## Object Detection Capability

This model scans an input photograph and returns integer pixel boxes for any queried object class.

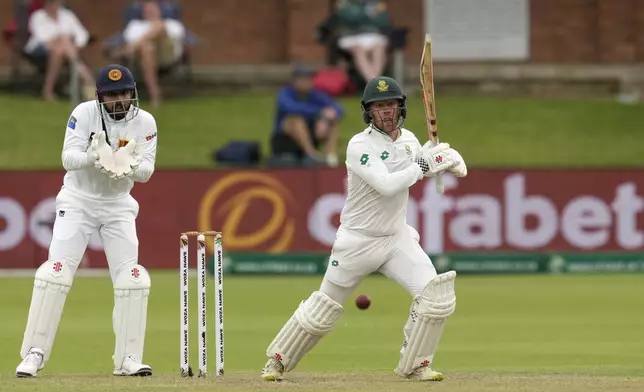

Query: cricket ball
[355,294,371,310]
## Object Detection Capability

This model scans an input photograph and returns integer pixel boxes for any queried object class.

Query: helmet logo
[108,69,122,81]
[376,80,389,92]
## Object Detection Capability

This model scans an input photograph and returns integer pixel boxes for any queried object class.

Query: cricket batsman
[261,76,467,381]
[15,64,158,378]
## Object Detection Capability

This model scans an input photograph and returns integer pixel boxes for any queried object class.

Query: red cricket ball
[355,294,371,310]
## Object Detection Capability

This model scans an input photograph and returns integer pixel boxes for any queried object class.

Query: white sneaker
[113,355,152,377]
[16,348,45,378]
[261,357,284,381]
[395,366,444,381]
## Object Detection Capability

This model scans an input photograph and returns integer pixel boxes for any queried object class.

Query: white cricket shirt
[61,100,158,200]
[339,127,424,236]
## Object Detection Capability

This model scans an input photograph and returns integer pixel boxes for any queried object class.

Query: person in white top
[115,0,186,107]
[260,76,467,382]
[26,0,95,101]
[15,64,157,378]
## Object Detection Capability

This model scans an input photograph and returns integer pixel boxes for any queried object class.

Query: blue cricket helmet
[96,64,139,122]
[96,64,136,93]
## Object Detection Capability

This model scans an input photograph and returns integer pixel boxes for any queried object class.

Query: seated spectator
[271,64,344,167]
[115,0,186,107]
[334,0,391,82]
[24,0,95,101]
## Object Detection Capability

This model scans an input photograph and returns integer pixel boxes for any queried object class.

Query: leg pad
[266,291,343,371]
[396,271,456,376]
[20,260,75,362]
[113,265,151,369]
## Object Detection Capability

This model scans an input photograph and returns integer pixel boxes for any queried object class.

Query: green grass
[0,93,642,169]
[1,273,643,391]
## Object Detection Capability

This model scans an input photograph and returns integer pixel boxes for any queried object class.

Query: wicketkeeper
[16,64,158,377]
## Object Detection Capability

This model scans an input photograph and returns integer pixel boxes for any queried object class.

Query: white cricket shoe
[261,357,284,381]
[395,366,444,381]
[15,348,45,378]
[113,355,152,377]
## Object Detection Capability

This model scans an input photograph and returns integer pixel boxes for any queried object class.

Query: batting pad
[113,265,151,369]
[21,260,74,362]
[266,291,343,371]
[396,271,456,376]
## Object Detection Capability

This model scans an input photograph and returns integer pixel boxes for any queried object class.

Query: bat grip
[430,137,445,194]
[435,173,444,194]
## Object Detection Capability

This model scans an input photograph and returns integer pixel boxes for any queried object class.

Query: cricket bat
[420,34,444,194]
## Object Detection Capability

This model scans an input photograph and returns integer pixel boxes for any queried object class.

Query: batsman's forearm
[62,150,92,171]
[132,162,154,183]
[370,165,423,197]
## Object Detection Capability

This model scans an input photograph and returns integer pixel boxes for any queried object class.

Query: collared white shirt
[340,127,424,236]
[61,101,158,200]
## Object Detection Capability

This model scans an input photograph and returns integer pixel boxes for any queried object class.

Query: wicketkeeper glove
[111,139,141,180]
[90,132,141,180]
[90,132,117,178]
[416,142,454,177]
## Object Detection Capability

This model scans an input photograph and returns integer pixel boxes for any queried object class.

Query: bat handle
[431,137,445,194]
[435,173,444,194]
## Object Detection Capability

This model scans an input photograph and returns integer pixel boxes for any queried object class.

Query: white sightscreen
[424,0,530,60]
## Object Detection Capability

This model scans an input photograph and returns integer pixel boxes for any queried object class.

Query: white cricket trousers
[50,186,140,281]
[320,224,437,304]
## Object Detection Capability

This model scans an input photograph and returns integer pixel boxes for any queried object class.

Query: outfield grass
[0,93,641,169]
[0,273,643,391]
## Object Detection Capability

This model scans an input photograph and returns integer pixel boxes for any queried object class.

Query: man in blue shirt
[271,64,344,166]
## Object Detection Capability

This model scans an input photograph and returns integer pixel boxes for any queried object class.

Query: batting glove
[416,142,454,177]
[448,147,467,177]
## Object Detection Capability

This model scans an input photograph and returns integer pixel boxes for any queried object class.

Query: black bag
[213,141,261,165]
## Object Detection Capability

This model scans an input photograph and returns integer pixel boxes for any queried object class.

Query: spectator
[271,65,343,167]
[334,0,391,82]
[25,0,95,101]
[116,0,186,107]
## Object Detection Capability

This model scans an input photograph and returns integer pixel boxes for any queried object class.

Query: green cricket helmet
[360,76,407,125]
